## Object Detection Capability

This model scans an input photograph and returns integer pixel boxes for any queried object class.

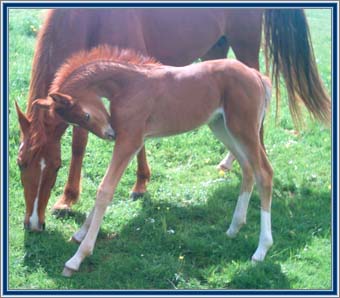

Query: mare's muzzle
[24,221,46,232]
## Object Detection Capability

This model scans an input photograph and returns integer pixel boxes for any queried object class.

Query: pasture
[7,9,332,290]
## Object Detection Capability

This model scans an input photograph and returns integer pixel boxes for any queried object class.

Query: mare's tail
[264,9,331,126]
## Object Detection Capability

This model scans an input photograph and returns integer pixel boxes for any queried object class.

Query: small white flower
[167,229,175,234]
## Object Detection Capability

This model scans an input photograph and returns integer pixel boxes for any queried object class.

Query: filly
[31,46,319,276]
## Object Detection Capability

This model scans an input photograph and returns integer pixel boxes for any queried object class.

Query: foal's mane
[50,45,161,93]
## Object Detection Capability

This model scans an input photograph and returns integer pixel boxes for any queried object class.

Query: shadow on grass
[22,181,331,290]
[52,209,87,224]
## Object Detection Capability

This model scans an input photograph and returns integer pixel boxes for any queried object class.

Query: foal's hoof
[62,266,75,277]
[226,229,237,238]
[130,192,146,201]
[69,236,82,244]
[217,163,232,172]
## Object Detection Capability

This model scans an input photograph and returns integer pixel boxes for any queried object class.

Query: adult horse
[16,8,330,231]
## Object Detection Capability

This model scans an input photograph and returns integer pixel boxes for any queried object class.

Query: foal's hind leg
[130,146,151,200]
[202,38,236,172]
[250,150,274,262]
[209,116,254,237]
[209,113,273,261]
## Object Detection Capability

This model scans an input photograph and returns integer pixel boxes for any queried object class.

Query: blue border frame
[1,1,338,297]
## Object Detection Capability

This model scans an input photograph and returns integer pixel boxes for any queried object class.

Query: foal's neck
[57,61,147,98]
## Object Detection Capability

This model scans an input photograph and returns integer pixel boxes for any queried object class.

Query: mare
[32,46,330,276]
[15,8,330,231]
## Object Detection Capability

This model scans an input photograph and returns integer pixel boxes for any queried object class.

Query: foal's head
[33,92,115,141]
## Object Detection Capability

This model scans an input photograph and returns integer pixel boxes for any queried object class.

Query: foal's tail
[260,75,272,112]
[264,9,331,126]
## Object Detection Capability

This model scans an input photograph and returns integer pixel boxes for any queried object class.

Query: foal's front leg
[62,137,143,277]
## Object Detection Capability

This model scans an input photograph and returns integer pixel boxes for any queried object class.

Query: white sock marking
[227,192,251,237]
[29,158,46,230]
[252,210,273,262]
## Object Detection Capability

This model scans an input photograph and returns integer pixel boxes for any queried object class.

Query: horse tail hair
[261,75,272,112]
[264,9,331,126]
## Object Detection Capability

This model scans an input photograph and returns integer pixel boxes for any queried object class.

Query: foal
[34,46,273,276]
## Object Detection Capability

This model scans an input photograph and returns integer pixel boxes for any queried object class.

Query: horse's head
[15,102,63,231]
[33,92,115,141]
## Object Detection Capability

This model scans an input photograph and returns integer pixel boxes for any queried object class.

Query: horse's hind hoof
[130,192,145,201]
[62,266,75,277]
[69,236,82,244]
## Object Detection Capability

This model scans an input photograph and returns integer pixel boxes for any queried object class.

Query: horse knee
[96,188,113,208]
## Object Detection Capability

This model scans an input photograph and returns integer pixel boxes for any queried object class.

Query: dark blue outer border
[1,1,338,297]
[332,2,339,296]
[2,1,338,8]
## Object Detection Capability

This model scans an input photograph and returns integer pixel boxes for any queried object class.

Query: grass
[6,8,332,291]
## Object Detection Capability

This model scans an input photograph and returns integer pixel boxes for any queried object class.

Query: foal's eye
[84,113,90,122]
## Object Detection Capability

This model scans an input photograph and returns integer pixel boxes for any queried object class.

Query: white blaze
[29,158,46,230]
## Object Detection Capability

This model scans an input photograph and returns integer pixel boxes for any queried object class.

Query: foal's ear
[49,92,74,109]
[32,98,54,110]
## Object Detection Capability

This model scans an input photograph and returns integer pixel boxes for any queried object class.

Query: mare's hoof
[62,266,75,277]
[130,192,146,201]
[52,208,75,218]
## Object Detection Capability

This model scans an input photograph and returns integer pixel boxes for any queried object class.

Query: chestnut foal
[33,46,328,276]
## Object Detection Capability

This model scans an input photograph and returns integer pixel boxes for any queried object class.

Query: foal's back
[144,59,267,138]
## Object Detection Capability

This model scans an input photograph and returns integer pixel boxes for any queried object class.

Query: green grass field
[7,9,332,290]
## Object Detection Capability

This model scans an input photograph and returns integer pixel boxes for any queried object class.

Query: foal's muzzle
[104,126,115,141]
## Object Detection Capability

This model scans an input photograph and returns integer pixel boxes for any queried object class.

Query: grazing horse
[32,45,330,276]
[15,8,330,232]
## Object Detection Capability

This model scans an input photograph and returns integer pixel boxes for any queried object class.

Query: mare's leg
[227,9,262,70]
[53,127,88,211]
[130,147,151,200]
[62,136,144,276]
[201,36,230,61]
[209,112,273,261]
